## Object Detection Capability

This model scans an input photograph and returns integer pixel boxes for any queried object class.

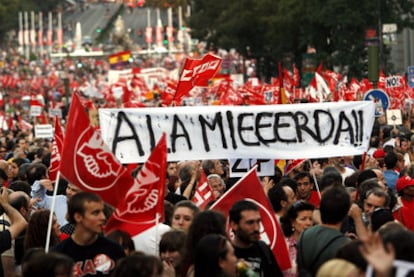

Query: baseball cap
[396,175,414,192]
[373,149,385,159]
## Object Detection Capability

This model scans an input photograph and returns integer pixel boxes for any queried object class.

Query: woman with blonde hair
[316,258,361,277]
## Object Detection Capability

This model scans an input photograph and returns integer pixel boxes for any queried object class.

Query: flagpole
[360,151,367,170]
[308,160,321,199]
[154,213,160,256]
[45,171,61,253]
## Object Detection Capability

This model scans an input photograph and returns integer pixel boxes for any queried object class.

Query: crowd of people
[1,43,414,277]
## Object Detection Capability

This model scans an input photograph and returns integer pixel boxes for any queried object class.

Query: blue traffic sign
[363,89,389,116]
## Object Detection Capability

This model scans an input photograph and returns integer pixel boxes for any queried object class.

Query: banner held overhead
[99,101,376,163]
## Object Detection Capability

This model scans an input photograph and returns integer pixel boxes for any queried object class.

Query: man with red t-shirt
[294,171,320,208]
[393,176,414,231]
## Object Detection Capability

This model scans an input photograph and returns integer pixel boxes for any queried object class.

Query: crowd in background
[1,48,414,276]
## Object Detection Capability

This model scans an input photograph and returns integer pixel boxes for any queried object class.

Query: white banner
[49,108,62,118]
[99,101,376,163]
[34,124,53,139]
[229,159,275,178]
[30,106,42,117]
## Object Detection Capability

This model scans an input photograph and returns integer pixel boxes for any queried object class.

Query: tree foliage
[146,0,191,9]
[189,0,414,80]
[0,0,58,42]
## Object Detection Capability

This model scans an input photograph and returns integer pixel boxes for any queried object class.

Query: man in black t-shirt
[53,192,125,277]
[229,200,282,277]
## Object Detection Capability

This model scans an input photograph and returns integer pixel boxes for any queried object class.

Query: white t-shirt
[132,223,171,255]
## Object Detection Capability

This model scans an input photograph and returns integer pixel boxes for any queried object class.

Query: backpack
[297,230,342,277]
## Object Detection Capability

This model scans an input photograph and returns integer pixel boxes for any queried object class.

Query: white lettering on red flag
[174,53,222,103]
[192,170,215,210]
[49,117,64,181]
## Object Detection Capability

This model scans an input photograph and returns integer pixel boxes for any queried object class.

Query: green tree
[0,0,58,45]
[0,0,20,39]
[189,0,414,81]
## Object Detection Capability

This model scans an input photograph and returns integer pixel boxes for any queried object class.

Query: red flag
[30,95,44,107]
[174,53,222,103]
[219,85,243,106]
[284,159,306,176]
[7,114,14,131]
[2,75,11,88]
[192,170,215,210]
[17,115,33,131]
[210,167,291,271]
[160,81,177,106]
[105,134,167,237]
[278,63,287,104]
[293,64,300,87]
[49,117,64,181]
[59,93,134,208]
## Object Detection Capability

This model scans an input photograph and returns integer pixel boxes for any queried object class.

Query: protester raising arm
[0,188,27,253]
[348,203,368,240]
[182,167,198,200]
[360,231,394,277]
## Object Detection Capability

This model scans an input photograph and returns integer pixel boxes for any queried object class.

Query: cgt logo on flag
[174,53,222,103]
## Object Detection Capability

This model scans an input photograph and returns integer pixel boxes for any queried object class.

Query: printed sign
[34,124,53,139]
[229,159,275,178]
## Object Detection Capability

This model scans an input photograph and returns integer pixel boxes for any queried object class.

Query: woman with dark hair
[8,157,29,183]
[111,252,163,277]
[106,229,135,256]
[159,229,186,276]
[22,251,74,277]
[181,210,227,277]
[23,209,61,252]
[194,234,237,277]
[280,200,315,277]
